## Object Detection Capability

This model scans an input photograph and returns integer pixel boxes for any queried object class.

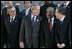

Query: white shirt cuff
[62,43,65,47]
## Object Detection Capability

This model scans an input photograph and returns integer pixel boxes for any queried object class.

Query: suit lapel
[7,16,11,24]
[27,15,32,29]
[28,8,31,15]
[14,16,18,23]
[66,2,71,8]
[44,19,49,32]
[34,15,41,28]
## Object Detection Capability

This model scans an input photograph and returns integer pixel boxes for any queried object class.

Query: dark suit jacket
[55,16,70,48]
[19,14,42,48]
[69,23,71,43]
[40,17,57,48]
[1,15,4,48]
[3,15,21,48]
[40,3,57,19]
[20,8,31,17]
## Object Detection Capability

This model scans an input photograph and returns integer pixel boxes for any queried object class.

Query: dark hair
[56,7,66,15]
[24,1,32,4]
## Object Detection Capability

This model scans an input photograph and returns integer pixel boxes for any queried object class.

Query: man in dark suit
[40,7,57,48]
[40,1,57,19]
[55,7,70,48]
[3,6,21,48]
[19,4,42,48]
[20,1,32,17]
[59,1,71,47]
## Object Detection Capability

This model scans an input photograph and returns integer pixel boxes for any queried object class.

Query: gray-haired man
[19,4,42,48]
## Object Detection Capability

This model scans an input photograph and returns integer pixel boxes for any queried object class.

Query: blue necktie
[60,21,62,24]
[32,16,35,28]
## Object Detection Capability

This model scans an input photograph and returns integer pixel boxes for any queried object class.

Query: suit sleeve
[60,20,70,45]
[69,23,71,43]
[19,16,25,42]
[55,20,59,43]
[39,20,45,47]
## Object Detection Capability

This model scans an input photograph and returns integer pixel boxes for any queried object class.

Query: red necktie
[49,19,52,32]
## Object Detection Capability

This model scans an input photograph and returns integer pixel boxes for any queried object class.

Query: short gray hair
[47,7,55,16]
[31,3,40,10]
[7,5,15,12]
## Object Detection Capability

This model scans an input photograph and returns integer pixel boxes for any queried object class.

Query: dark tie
[59,21,63,24]
[49,19,52,32]
[10,18,13,22]
[32,16,35,28]
[64,4,66,8]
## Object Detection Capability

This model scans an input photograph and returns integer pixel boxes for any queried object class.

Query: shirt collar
[5,5,8,7]
[60,15,65,22]
[48,16,54,22]
[64,1,70,7]
[10,16,16,20]
[31,14,36,21]
[25,7,31,10]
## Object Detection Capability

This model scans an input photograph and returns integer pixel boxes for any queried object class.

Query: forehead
[47,7,52,12]
[34,6,40,9]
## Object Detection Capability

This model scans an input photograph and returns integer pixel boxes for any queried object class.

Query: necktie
[64,4,66,8]
[49,19,52,32]
[10,18,13,22]
[32,16,35,28]
[59,21,62,24]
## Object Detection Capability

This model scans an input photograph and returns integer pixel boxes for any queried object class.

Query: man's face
[9,7,16,17]
[46,7,53,19]
[55,9,61,19]
[32,6,40,16]
[24,1,31,8]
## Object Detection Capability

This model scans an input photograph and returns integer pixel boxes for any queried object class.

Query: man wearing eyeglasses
[3,6,21,48]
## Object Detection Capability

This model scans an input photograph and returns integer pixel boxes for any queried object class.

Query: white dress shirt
[25,7,31,16]
[31,14,36,22]
[59,15,65,22]
[64,1,70,7]
[10,16,16,22]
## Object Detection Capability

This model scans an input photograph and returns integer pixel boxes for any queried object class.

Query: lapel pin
[15,20,17,22]
[37,19,39,22]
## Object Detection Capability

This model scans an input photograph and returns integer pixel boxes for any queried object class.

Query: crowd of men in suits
[1,1,71,48]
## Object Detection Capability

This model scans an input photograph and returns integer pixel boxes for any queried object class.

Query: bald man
[3,6,21,48]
